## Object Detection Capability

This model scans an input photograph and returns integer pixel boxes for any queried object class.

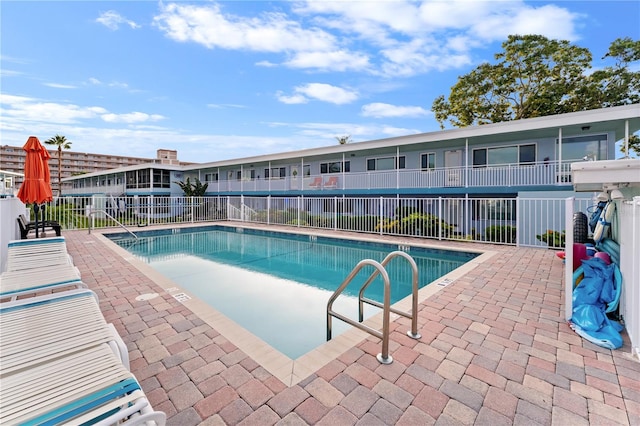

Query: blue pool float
[570,257,623,349]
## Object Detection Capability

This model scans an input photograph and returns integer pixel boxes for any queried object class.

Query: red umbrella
[16,136,53,237]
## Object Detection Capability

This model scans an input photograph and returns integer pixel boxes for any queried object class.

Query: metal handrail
[327,259,393,364]
[87,208,138,240]
[358,251,421,339]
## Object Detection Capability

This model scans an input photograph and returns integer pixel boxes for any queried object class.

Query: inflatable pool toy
[594,251,611,265]
[571,322,623,350]
[572,260,622,313]
[571,256,623,349]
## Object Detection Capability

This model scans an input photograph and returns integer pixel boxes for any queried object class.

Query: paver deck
[61,224,639,425]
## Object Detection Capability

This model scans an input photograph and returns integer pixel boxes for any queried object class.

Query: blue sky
[1,1,638,163]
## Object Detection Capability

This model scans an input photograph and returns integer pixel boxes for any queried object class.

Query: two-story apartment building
[63,105,639,200]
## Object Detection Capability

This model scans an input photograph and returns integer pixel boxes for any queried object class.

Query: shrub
[536,229,565,248]
[485,225,517,244]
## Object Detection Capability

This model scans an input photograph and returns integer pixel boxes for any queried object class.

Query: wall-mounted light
[581,126,591,131]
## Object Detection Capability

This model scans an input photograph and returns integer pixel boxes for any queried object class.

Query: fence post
[564,197,575,321]
[515,196,520,246]
[334,197,338,230]
[267,196,271,225]
[297,196,301,227]
[379,197,383,235]
[438,197,442,241]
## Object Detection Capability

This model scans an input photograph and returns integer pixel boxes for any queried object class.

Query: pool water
[109,226,477,358]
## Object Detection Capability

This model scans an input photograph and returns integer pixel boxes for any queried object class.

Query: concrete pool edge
[94,222,496,386]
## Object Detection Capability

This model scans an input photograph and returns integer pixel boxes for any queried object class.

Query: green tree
[621,134,640,157]
[44,134,72,196]
[432,35,639,129]
[175,177,208,196]
[565,37,640,112]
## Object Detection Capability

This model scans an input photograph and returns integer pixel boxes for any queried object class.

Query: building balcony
[62,160,576,196]
[206,160,574,194]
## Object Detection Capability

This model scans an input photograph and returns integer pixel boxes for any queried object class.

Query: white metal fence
[35,195,595,248]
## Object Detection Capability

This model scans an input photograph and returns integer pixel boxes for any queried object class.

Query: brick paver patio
[63,225,639,425]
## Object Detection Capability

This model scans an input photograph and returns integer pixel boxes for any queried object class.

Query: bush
[536,229,565,248]
[485,225,517,244]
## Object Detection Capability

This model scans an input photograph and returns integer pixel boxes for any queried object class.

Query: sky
[1,1,639,163]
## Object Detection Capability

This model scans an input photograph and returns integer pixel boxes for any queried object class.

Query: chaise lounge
[17,214,62,239]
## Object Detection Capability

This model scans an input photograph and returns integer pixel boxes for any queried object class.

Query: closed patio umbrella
[16,136,54,237]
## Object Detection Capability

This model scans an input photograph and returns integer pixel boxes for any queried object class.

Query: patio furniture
[4,236,73,272]
[0,344,166,425]
[0,288,164,425]
[0,265,83,302]
[308,177,322,188]
[0,289,129,372]
[323,176,338,189]
[17,213,61,239]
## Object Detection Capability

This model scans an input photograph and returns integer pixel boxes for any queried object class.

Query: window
[320,161,350,174]
[473,144,536,167]
[153,169,171,188]
[557,134,607,161]
[421,153,436,171]
[303,165,311,176]
[264,167,286,179]
[137,170,150,188]
[204,172,218,182]
[366,156,406,171]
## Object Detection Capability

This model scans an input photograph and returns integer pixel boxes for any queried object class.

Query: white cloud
[101,112,165,123]
[276,92,308,105]
[1,94,107,124]
[278,83,358,105]
[43,83,77,89]
[153,3,336,52]
[96,10,141,31]
[151,1,581,78]
[284,50,371,72]
[0,94,163,129]
[361,103,429,118]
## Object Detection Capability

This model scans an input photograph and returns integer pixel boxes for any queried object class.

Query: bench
[17,214,62,239]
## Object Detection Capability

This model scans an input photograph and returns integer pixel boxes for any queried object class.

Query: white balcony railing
[63,160,575,196]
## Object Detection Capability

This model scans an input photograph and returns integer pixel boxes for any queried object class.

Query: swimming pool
[108,225,478,359]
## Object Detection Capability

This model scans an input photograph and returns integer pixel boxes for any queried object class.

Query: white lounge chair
[0,343,166,425]
[0,289,129,372]
[4,236,74,272]
[0,264,84,302]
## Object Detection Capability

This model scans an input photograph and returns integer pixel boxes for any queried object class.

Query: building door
[444,150,463,186]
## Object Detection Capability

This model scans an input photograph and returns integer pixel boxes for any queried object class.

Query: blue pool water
[108,226,478,358]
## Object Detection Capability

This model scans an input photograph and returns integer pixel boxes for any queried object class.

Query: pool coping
[95,221,497,386]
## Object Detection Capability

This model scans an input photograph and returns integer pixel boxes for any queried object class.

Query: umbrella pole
[41,204,46,237]
[33,204,40,238]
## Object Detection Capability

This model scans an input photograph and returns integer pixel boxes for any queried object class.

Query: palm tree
[44,134,72,196]
[336,135,351,145]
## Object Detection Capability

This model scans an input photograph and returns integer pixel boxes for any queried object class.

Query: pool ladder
[326,251,421,364]
[87,208,138,240]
